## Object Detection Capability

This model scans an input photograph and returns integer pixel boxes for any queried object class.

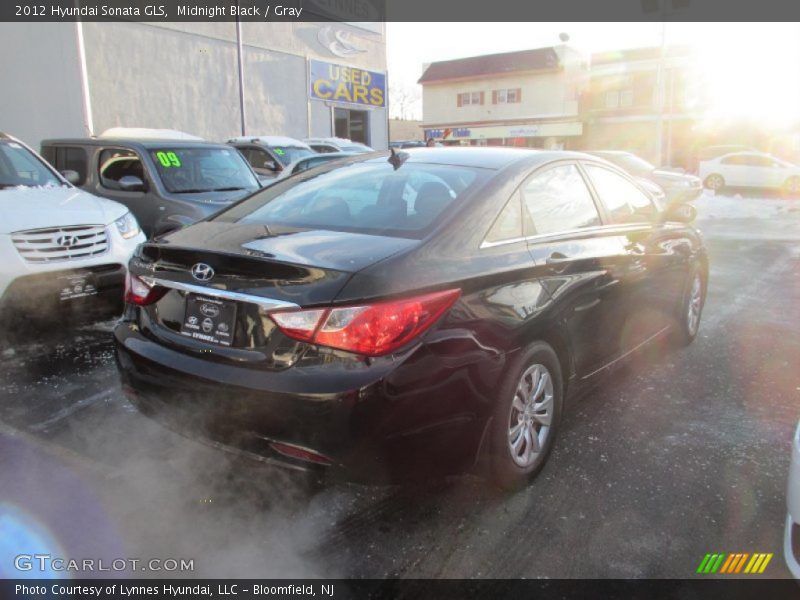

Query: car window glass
[244,148,275,171]
[583,164,655,224]
[485,195,523,243]
[99,149,145,190]
[55,147,88,185]
[220,162,485,239]
[0,141,61,188]
[270,146,314,166]
[521,164,601,235]
[150,147,259,193]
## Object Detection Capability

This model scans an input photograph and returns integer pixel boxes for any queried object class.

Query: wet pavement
[1,198,799,578]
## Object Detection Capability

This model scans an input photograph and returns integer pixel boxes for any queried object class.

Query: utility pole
[235,3,247,136]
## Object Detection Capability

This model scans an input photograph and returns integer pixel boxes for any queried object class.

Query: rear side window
[583,164,655,224]
[218,161,487,239]
[521,164,601,236]
[485,195,524,243]
[99,148,144,190]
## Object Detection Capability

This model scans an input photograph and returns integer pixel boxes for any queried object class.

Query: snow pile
[694,191,800,240]
[695,190,800,221]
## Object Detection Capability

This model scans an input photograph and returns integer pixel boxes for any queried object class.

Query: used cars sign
[309,59,386,107]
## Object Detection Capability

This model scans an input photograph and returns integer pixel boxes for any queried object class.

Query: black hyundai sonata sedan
[115,147,707,488]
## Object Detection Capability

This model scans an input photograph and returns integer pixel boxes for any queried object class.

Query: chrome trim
[142,277,300,312]
[480,223,651,250]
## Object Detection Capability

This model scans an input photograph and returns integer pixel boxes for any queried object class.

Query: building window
[494,88,521,104]
[457,91,483,107]
[605,90,620,108]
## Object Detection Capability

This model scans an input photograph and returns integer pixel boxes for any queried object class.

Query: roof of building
[591,45,691,66]
[418,47,561,84]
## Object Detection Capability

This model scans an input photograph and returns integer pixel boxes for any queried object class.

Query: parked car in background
[42,129,261,238]
[588,151,702,204]
[786,420,800,578]
[699,151,800,195]
[305,137,373,154]
[0,132,144,321]
[390,140,426,149]
[270,152,355,183]
[115,148,707,488]
[227,136,315,183]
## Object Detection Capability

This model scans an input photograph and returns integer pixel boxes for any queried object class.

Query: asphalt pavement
[1,195,799,578]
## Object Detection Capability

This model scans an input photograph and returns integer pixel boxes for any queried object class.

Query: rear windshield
[216,160,488,239]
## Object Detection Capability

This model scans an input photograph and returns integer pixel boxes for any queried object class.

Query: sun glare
[691,26,800,128]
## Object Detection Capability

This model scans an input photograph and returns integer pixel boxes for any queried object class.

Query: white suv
[0,133,145,319]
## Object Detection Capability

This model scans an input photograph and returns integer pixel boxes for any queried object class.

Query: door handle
[546,252,570,273]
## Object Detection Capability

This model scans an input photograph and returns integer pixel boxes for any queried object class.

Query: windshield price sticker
[156,151,182,168]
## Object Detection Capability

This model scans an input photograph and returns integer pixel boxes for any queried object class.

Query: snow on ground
[694,190,800,240]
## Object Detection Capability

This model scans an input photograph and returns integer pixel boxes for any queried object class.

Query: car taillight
[270,289,461,356]
[124,272,166,306]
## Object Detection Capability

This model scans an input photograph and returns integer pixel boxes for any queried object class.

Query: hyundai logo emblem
[55,234,79,248]
[191,263,215,282]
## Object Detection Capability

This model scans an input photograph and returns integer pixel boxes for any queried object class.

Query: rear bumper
[114,323,493,482]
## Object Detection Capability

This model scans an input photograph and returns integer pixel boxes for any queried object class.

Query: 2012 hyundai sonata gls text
[114,148,708,488]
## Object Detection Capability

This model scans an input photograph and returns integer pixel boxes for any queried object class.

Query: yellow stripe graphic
[758,554,773,573]
[744,554,759,573]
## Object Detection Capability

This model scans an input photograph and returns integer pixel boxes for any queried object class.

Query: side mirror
[662,202,696,224]
[118,175,146,192]
[60,170,80,185]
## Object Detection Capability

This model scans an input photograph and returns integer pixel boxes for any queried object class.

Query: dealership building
[0,20,388,150]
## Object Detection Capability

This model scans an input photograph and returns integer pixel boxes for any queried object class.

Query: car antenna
[388,147,409,171]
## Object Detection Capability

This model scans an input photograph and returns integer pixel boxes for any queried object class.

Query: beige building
[582,46,699,168]
[418,46,587,149]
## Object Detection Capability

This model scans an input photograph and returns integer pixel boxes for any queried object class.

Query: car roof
[42,137,232,150]
[588,150,633,156]
[361,147,598,170]
[99,127,204,141]
[715,151,776,160]
[300,151,355,160]
[228,135,311,148]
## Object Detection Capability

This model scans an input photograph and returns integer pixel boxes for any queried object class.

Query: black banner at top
[2,579,800,600]
[4,0,800,22]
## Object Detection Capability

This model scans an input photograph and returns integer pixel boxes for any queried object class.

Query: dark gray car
[588,151,702,204]
[42,137,261,237]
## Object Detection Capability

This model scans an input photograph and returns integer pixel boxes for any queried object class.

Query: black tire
[486,341,564,490]
[704,173,725,191]
[671,263,706,347]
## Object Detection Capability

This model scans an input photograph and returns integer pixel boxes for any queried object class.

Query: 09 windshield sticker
[155,151,182,168]
[274,148,286,156]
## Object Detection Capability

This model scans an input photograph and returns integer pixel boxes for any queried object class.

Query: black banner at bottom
[2,579,800,600]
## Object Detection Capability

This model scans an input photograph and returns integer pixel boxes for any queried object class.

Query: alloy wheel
[687,273,703,336]
[507,364,553,467]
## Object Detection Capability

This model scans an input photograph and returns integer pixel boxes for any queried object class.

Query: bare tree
[389,84,421,120]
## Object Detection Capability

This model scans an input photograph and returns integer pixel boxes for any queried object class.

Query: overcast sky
[386,22,800,124]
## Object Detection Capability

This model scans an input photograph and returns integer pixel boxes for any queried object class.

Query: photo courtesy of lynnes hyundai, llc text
[115,147,707,488]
